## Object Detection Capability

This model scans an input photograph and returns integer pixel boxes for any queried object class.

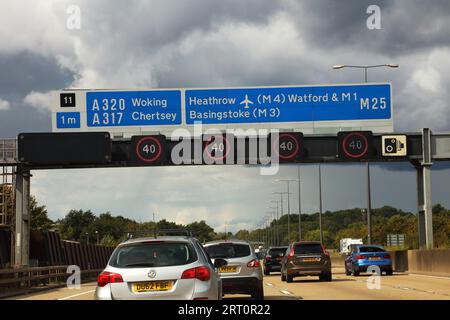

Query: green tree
[235,230,250,241]
[30,196,54,231]
[186,220,215,242]
[57,209,96,241]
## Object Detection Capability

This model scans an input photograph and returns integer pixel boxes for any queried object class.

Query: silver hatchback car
[95,236,225,300]
[203,240,264,299]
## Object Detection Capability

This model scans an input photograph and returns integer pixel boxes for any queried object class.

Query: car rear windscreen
[269,248,288,256]
[359,246,386,253]
[109,242,197,268]
[205,243,251,258]
[294,243,323,254]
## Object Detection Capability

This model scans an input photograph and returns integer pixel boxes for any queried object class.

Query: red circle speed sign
[341,132,369,159]
[204,135,230,161]
[272,133,300,160]
[135,136,163,163]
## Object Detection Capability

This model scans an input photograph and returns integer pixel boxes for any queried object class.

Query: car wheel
[286,274,293,283]
[251,282,264,300]
[353,267,360,276]
[345,265,351,276]
[281,270,286,281]
[322,272,332,282]
[386,270,393,276]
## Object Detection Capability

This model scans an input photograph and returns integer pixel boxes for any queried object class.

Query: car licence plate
[219,266,238,273]
[303,258,320,262]
[133,281,173,292]
[369,257,381,260]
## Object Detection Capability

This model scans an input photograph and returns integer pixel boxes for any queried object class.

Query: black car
[263,246,288,275]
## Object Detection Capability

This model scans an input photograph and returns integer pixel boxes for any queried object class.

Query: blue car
[344,245,393,276]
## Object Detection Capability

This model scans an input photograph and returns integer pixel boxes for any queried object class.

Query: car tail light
[322,245,330,256]
[97,271,123,287]
[181,266,211,281]
[287,246,295,259]
[356,255,365,260]
[247,259,260,268]
[383,254,390,259]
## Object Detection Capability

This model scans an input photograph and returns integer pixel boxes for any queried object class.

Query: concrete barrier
[330,254,345,267]
[389,250,408,272]
[406,249,450,276]
[333,249,449,275]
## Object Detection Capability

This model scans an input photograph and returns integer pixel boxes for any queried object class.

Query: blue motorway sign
[56,112,80,128]
[185,84,391,125]
[86,90,182,127]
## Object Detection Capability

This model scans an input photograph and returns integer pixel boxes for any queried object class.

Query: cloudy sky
[1,0,450,232]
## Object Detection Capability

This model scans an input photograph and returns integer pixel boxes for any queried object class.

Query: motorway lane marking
[280,290,293,295]
[408,273,450,280]
[264,280,302,299]
[334,275,450,298]
[58,289,95,300]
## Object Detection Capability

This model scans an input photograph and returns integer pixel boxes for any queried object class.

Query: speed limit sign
[337,131,373,160]
[203,134,233,164]
[270,132,303,162]
[130,135,166,165]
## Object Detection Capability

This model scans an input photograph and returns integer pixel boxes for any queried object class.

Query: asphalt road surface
[7,268,450,300]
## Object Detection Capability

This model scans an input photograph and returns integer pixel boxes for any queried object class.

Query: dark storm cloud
[288,0,450,56]
[0,51,73,101]
[80,0,282,55]
[0,51,74,137]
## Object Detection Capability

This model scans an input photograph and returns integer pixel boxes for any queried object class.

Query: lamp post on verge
[276,179,296,245]
[270,201,280,245]
[332,63,399,245]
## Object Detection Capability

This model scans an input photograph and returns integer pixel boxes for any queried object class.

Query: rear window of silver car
[294,243,323,254]
[109,242,197,268]
[205,243,251,258]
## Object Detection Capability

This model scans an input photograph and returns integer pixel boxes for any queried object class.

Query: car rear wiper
[124,263,155,267]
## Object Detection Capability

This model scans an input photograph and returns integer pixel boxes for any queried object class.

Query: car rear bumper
[221,277,262,294]
[264,263,281,271]
[356,263,393,272]
[286,266,331,276]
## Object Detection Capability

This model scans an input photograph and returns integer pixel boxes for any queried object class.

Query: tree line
[29,196,449,249]
[235,205,450,249]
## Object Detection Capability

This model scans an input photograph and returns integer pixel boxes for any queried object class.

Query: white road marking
[265,282,274,287]
[280,290,292,295]
[408,273,450,280]
[58,289,95,300]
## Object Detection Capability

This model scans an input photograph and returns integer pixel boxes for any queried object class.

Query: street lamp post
[318,164,323,244]
[332,63,399,245]
[269,205,280,246]
[270,201,280,245]
[273,191,287,244]
[297,166,302,241]
[277,179,297,245]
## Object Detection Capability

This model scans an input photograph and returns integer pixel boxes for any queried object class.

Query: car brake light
[383,254,390,259]
[97,271,123,287]
[287,247,295,259]
[181,266,211,281]
[356,255,365,260]
[247,259,260,268]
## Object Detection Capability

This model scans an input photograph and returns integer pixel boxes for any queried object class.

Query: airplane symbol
[240,94,254,109]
